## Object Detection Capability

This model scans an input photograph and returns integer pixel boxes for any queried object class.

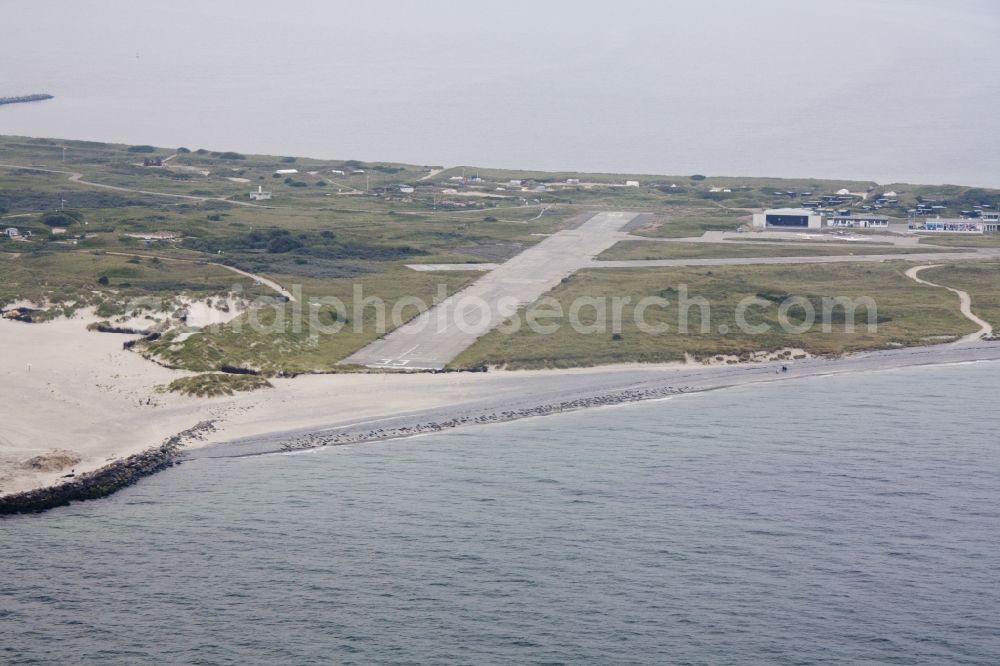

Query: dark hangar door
[766,214,809,227]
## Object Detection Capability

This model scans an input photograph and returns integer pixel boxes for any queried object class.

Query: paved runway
[345,211,1000,370]
[342,211,640,369]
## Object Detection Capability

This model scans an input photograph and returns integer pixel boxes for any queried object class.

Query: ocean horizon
[2,0,999,187]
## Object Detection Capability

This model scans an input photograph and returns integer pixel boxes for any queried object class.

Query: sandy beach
[3,313,1000,499]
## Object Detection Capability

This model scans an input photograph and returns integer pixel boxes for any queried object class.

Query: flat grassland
[3,134,1000,374]
[452,262,986,369]
[597,241,963,261]
[923,262,1000,328]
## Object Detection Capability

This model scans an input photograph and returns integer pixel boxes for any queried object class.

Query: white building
[249,185,272,201]
[274,169,298,175]
[330,169,346,175]
[826,214,889,229]
[4,227,19,238]
[752,208,823,229]
[399,185,415,194]
[919,218,983,234]
[625,180,640,187]
[981,211,1000,232]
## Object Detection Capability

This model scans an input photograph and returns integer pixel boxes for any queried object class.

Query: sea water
[3,362,999,665]
[1,0,999,186]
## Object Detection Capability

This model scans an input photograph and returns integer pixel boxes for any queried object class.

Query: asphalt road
[342,211,640,369]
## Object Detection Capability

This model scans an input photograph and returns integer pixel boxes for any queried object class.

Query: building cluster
[753,208,999,233]
[4,227,31,239]
[911,211,1000,234]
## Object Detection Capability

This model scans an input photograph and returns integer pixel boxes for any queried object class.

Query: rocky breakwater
[0,93,54,106]
[0,421,215,515]
[280,383,703,452]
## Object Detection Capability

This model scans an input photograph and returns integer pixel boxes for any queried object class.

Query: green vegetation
[0,251,254,320]
[159,373,273,397]
[3,134,999,374]
[452,262,980,369]
[134,270,478,374]
[918,235,1000,248]
[923,262,1000,329]
[597,241,966,261]
[41,210,83,227]
[629,211,749,238]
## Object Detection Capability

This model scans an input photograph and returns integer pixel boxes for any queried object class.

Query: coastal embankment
[193,341,1000,461]
[0,421,213,514]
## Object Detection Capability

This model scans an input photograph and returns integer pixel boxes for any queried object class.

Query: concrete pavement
[342,211,640,369]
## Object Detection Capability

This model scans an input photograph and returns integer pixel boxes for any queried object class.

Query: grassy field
[0,250,260,318]
[135,268,480,374]
[597,241,964,261]
[452,262,979,369]
[4,134,1000,374]
[918,235,1000,248]
[923,262,1000,330]
[628,210,751,238]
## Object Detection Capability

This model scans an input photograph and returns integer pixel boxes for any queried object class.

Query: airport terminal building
[826,214,890,229]
[918,218,985,234]
[752,208,823,229]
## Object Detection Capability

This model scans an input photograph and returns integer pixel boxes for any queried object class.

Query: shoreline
[191,341,1000,461]
[3,309,1000,514]
[5,341,1000,514]
[0,421,213,515]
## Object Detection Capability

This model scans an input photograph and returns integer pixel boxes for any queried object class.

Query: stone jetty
[0,420,215,515]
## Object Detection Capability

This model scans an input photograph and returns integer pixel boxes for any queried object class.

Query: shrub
[177,147,191,153]
[127,145,156,153]
[97,275,110,286]
[267,235,303,253]
[690,174,707,181]
[41,211,81,227]
[218,151,245,160]
[160,373,272,397]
